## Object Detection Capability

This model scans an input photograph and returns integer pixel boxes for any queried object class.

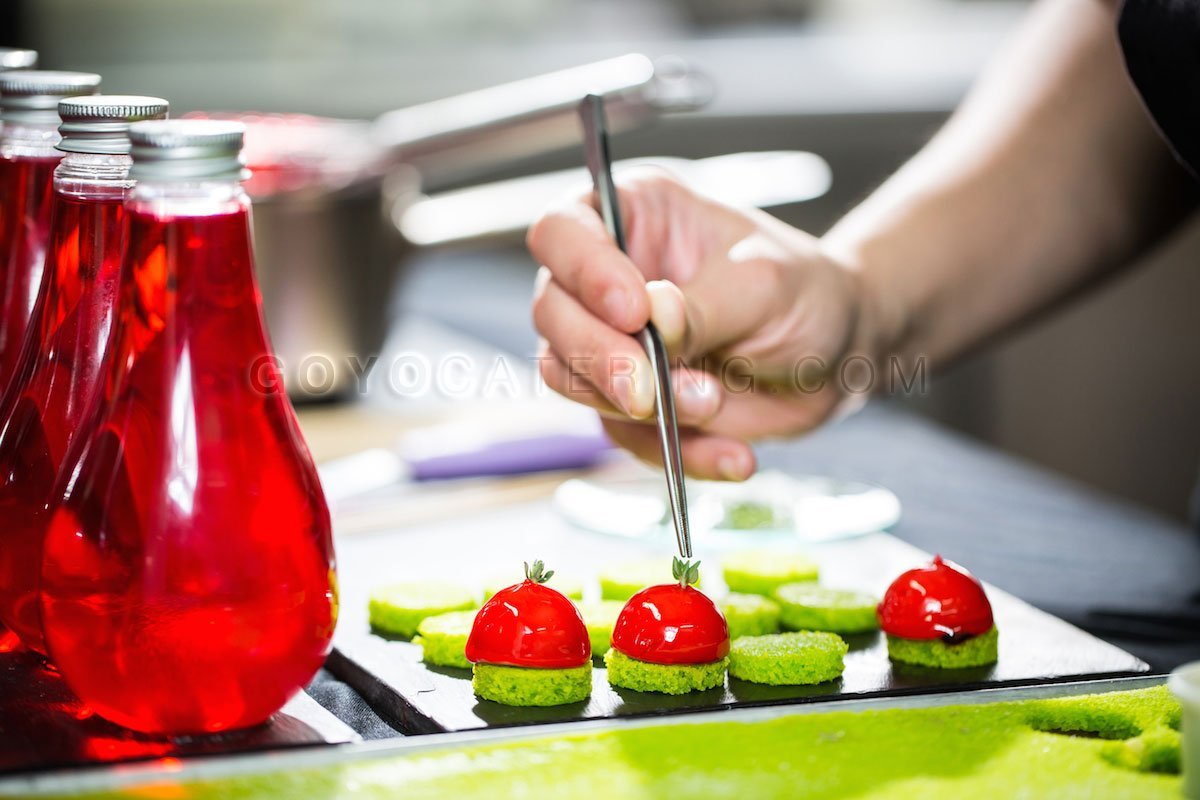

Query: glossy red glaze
[39,199,338,735]
[464,580,590,668]
[0,192,126,653]
[611,584,730,665]
[877,555,994,640]
[0,155,60,390]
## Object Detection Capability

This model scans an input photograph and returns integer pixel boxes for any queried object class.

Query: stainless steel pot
[234,54,712,401]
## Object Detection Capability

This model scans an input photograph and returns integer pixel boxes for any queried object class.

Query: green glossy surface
[720,593,781,638]
[368,582,479,639]
[775,584,879,634]
[722,551,819,596]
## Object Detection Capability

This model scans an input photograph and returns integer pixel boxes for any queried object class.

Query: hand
[528,170,874,480]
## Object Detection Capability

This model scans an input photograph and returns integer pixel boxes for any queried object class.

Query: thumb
[646,279,688,354]
[647,263,773,360]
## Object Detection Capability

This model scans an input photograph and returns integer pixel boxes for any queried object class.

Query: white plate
[553,469,901,548]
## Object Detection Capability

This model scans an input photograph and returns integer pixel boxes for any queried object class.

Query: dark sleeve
[1118,0,1200,178]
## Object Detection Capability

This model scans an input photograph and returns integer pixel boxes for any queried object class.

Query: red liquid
[0,155,61,391]
[0,192,126,653]
[464,580,591,668]
[611,585,729,665]
[877,555,994,641]
[40,202,337,735]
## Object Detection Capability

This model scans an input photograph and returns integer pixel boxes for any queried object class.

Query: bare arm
[826,0,1195,367]
[527,0,1195,479]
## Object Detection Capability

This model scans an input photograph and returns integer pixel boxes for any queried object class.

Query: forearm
[823,0,1194,367]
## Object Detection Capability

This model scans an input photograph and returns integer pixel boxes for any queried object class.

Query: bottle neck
[0,120,61,160]
[127,179,249,218]
[54,152,134,201]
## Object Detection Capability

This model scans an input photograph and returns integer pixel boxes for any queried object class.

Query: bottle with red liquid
[0,70,101,391]
[0,47,38,651]
[40,120,338,735]
[0,96,169,654]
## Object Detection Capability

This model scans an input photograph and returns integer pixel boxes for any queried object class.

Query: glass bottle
[0,71,101,391]
[0,96,169,654]
[0,48,38,650]
[40,120,338,735]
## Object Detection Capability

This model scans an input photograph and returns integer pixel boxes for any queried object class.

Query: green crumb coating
[483,574,584,601]
[413,610,477,669]
[577,600,624,656]
[720,593,781,638]
[471,662,592,707]
[1101,728,1181,775]
[722,550,819,596]
[368,582,478,639]
[886,626,999,669]
[1025,680,1178,738]
[774,583,879,633]
[728,631,848,685]
[722,501,777,530]
[604,648,727,695]
[59,686,1183,799]
[599,559,701,601]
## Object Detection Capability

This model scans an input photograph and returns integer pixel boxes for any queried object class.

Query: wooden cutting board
[327,501,1148,734]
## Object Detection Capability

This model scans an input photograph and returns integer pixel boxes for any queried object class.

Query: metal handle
[371,54,712,185]
[580,93,693,560]
[395,151,833,247]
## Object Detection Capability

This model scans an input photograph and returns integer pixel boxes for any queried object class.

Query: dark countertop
[754,403,1200,670]
[307,399,1200,740]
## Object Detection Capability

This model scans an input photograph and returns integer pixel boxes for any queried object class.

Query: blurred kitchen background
[5,0,1199,523]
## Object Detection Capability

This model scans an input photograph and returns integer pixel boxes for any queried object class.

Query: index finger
[526,195,650,335]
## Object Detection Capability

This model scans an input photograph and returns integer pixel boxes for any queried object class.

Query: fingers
[646,279,687,353]
[538,344,725,427]
[642,233,808,364]
[526,198,650,334]
[533,276,655,418]
[601,418,757,482]
[697,381,843,441]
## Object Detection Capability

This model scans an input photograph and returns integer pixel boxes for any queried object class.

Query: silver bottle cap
[0,70,101,125]
[0,49,37,71]
[129,120,246,182]
[57,95,170,155]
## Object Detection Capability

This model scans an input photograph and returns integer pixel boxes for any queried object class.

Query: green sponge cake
[413,610,477,669]
[577,600,624,657]
[722,550,818,596]
[775,584,879,634]
[719,593,781,638]
[600,560,701,601]
[484,573,584,601]
[368,582,478,639]
[605,649,727,695]
[472,663,592,706]
[728,631,848,685]
[887,626,999,669]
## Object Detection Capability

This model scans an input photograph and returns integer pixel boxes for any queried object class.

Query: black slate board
[328,512,1148,735]
[0,646,359,775]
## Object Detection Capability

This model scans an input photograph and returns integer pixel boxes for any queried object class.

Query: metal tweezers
[578,93,693,559]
